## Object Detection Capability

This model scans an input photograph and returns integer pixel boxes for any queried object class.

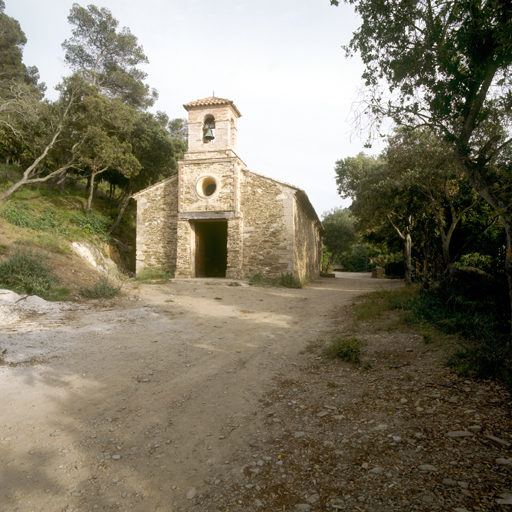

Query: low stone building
[133,97,323,280]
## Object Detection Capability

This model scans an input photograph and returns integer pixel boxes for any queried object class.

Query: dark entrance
[194,220,228,278]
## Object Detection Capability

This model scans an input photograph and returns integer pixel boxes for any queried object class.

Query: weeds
[322,334,363,363]
[0,249,59,298]
[280,272,303,289]
[80,276,121,298]
[135,267,173,283]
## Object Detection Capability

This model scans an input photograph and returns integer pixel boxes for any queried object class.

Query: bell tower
[176,96,245,279]
[184,96,242,153]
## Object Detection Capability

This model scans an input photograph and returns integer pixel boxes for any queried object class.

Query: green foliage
[355,282,511,387]
[322,334,362,363]
[1,202,68,233]
[0,249,58,298]
[71,210,109,236]
[340,244,368,272]
[321,208,358,270]
[79,276,121,298]
[280,272,303,289]
[62,3,155,108]
[135,267,173,283]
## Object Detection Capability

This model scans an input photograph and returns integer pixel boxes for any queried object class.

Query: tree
[62,3,156,108]
[385,128,482,270]
[321,208,358,271]
[331,0,512,330]
[336,152,433,284]
[0,83,80,202]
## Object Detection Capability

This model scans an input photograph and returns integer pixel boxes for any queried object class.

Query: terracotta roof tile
[183,97,242,117]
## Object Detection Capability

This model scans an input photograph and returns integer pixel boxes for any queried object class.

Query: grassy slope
[0,169,136,296]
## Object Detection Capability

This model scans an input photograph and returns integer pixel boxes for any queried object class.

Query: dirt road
[0,274,401,512]
[1,274,511,512]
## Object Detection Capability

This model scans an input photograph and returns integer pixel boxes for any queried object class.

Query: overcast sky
[6,0,380,217]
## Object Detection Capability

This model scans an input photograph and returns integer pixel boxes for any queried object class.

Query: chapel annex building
[133,97,324,281]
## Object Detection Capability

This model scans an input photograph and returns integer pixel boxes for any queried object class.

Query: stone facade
[133,97,323,281]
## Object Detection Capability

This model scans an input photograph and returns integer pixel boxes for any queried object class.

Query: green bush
[280,272,303,288]
[0,249,58,298]
[322,334,363,363]
[80,276,121,298]
[249,272,263,285]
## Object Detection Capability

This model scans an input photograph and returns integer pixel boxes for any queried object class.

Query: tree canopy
[331,0,512,328]
[62,3,156,108]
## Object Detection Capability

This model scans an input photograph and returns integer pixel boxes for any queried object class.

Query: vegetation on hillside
[328,0,511,384]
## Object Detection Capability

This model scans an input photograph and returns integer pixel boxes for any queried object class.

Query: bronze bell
[204,128,214,141]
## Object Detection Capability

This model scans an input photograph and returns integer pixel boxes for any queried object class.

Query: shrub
[322,334,363,363]
[0,249,58,298]
[280,272,303,288]
[249,272,263,285]
[80,276,121,298]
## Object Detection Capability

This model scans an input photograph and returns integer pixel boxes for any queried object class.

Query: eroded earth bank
[0,275,511,512]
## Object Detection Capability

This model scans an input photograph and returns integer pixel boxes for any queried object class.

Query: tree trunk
[86,170,97,212]
[108,190,132,235]
[403,230,413,285]
[502,217,512,341]
[5,155,10,179]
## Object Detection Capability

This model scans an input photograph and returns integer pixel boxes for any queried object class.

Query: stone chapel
[132,96,324,280]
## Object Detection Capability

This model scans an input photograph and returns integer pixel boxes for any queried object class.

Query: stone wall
[293,196,322,281]
[133,176,179,274]
[179,155,239,214]
[175,220,193,278]
[240,170,294,279]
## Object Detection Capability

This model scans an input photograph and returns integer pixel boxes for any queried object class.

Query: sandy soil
[0,275,510,512]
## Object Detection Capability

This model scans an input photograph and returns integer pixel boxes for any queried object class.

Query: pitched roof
[183,97,242,118]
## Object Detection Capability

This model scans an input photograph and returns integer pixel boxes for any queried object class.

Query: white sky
[5,0,378,217]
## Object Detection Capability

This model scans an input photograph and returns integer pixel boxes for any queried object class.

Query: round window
[196,176,218,199]
[202,178,216,196]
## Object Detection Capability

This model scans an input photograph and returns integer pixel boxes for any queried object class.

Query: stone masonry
[133,97,323,281]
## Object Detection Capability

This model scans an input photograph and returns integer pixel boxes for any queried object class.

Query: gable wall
[293,196,322,281]
[179,156,239,213]
[134,178,179,274]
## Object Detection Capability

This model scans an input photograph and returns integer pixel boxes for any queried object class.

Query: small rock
[418,464,437,472]
[447,431,473,438]
[50,432,61,437]
[295,505,312,511]
[392,436,402,442]
[443,478,456,486]
[186,487,196,500]
[400,398,408,404]
[497,499,512,505]
[467,425,482,433]
[496,458,512,465]
[457,481,469,489]
[306,494,319,504]
[369,466,384,474]
[485,434,511,448]
[294,431,306,438]
[111,455,121,460]
[316,411,329,417]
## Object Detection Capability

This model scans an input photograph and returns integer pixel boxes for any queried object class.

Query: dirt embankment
[0,275,510,512]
